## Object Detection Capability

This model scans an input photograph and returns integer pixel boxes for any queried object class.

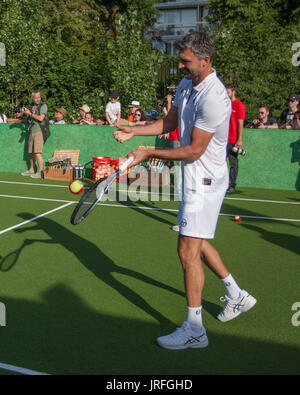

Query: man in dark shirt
[277,93,299,129]
[250,105,277,129]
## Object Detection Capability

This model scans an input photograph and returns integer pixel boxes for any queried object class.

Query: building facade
[151,0,210,55]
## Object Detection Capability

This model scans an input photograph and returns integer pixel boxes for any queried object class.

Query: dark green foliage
[0,0,163,120]
[207,0,300,120]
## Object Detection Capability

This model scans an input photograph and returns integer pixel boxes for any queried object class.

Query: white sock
[187,306,203,333]
[221,274,242,299]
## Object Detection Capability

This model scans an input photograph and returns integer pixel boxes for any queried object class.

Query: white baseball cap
[129,101,140,107]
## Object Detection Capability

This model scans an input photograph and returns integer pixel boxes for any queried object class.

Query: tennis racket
[70,156,134,225]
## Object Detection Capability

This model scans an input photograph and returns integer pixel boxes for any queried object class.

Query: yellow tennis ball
[69,180,84,195]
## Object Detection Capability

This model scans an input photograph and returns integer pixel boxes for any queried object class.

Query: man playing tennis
[114,32,256,350]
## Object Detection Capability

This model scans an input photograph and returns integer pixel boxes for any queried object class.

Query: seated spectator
[0,110,7,123]
[277,93,299,129]
[80,111,97,125]
[6,105,28,123]
[129,109,147,125]
[250,105,278,129]
[145,109,158,123]
[286,110,300,130]
[73,105,90,124]
[105,90,121,128]
[49,107,67,124]
[127,101,141,122]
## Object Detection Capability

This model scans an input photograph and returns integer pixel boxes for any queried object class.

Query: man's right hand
[114,126,135,143]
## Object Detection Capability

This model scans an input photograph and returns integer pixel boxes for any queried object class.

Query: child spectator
[80,112,97,125]
[105,90,121,128]
[73,105,90,124]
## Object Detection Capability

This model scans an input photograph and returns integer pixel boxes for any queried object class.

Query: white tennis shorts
[177,174,228,239]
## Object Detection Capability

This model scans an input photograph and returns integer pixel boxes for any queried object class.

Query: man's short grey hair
[32,90,41,97]
[175,32,216,63]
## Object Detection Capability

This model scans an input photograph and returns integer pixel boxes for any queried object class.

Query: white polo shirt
[173,71,231,201]
[105,101,121,123]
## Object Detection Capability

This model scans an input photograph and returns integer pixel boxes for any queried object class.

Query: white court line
[0,362,50,375]
[1,194,300,223]
[97,203,300,222]
[0,202,74,235]
[1,180,300,205]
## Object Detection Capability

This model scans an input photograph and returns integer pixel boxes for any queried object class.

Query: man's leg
[156,235,209,350]
[227,143,238,191]
[177,235,204,307]
[34,153,44,173]
[200,239,257,322]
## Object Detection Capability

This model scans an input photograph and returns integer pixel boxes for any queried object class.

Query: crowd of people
[0,90,160,127]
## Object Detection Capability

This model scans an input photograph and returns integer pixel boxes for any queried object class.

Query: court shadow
[113,190,178,227]
[13,212,186,328]
[0,286,299,375]
[240,222,300,256]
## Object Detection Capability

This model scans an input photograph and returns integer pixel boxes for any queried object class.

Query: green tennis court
[0,172,299,375]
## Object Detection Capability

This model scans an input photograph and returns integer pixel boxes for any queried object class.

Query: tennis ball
[69,180,84,195]
[234,215,241,222]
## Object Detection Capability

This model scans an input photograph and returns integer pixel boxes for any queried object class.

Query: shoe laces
[171,321,190,337]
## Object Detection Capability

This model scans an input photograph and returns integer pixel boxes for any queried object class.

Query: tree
[207,0,300,120]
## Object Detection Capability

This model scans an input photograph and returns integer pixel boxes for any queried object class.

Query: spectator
[277,93,299,129]
[72,105,90,124]
[250,105,278,129]
[6,105,29,123]
[20,90,49,179]
[105,90,121,128]
[286,110,300,130]
[225,84,246,194]
[80,112,97,125]
[49,107,67,124]
[127,101,141,122]
[129,109,147,125]
[145,109,158,123]
[0,110,7,123]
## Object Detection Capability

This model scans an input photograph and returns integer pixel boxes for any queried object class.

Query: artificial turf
[0,173,299,375]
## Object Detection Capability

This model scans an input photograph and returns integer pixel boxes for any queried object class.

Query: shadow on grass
[0,286,299,375]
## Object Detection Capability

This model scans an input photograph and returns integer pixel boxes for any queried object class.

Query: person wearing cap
[145,109,158,123]
[105,90,121,128]
[127,101,141,122]
[72,104,91,124]
[50,107,67,124]
[277,94,299,129]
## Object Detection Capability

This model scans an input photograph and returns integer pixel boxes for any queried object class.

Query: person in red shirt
[225,84,246,193]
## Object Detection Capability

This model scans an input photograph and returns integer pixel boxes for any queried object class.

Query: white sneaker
[172,225,179,232]
[157,321,209,350]
[217,290,257,322]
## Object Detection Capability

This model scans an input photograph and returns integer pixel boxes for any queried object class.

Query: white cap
[129,101,140,107]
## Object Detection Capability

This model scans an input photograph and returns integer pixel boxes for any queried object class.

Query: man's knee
[177,236,203,269]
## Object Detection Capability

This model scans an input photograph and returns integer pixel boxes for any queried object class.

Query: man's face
[178,48,208,82]
[289,99,299,110]
[33,93,41,105]
[226,88,234,100]
[258,107,269,120]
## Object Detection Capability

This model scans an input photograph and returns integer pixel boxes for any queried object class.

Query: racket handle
[119,156,134,173]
